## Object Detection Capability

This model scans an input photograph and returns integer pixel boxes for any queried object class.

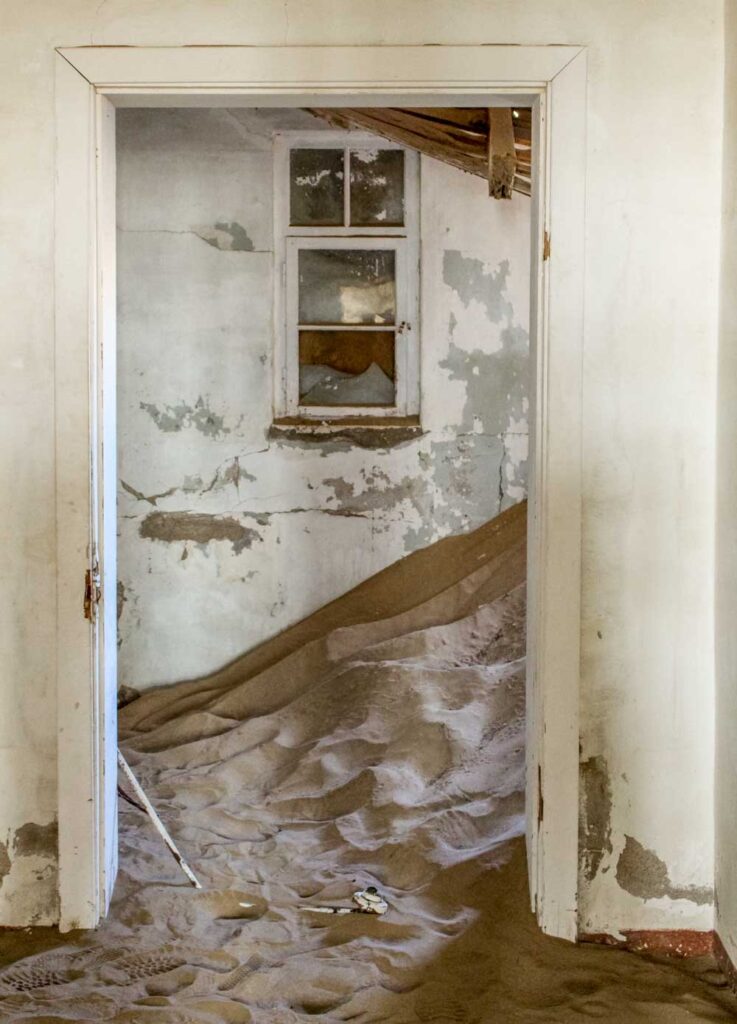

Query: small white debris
[299,886,389,916]
[352,887,388,915]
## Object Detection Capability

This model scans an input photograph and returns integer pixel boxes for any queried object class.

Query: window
[274,132,420,420]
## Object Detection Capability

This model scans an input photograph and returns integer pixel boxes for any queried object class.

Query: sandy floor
[0,504,735,1022]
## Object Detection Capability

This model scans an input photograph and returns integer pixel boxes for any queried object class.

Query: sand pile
[1,503,736,1022]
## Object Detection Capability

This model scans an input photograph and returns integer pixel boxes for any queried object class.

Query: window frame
[273,130,420,420]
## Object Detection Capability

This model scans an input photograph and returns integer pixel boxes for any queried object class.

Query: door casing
[54,43,586,939]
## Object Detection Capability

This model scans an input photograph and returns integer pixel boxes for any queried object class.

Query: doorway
[53,44,586,941]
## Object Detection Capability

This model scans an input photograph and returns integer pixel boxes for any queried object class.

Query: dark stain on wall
[13,820,58,860]
[0,841,10,890]
[580,755,613,883]
[616,835,713,905]
[195,221,255,252]
[139,511,261,554]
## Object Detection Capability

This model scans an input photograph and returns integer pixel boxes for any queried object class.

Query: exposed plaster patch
[501,421,529,506]
[120,479,177,507]
[442,250,513,324]
[139,511,261,555]
[439,340,527,437]
[580,756,613,884]
[13,820,58,860]
[407,435,507,550]
[0,841,10,889]
[616,835,713,905]
[440,252,528,440]
[194,221,255,252]
[322,472,430,522]
[140,397,230,438]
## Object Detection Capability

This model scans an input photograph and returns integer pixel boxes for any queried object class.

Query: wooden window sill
[269,415,423,449]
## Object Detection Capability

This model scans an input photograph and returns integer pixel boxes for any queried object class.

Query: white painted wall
[116,107,530,690]
[0,0,725,937]
[715,0,737,969]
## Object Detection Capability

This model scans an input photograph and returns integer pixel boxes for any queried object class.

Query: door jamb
[54,44,586,940]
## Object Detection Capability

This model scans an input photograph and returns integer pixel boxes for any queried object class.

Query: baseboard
[580,930,715,958]
[714,932,737,993]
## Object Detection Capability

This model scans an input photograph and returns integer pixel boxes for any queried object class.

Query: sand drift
[1,502,736,1022]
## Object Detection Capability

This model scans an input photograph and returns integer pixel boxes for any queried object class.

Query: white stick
[117,749,202,889]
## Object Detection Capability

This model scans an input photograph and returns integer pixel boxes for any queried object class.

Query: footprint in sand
[193,890,267,921]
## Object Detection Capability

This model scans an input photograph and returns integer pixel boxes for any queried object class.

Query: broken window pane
[299,329,396,406]
[350,149,405,226]
[290,149,344,226]
[298,249,396,325]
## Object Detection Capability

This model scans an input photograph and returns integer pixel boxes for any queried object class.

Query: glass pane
[299,330,395,407]
[350,149,404,226]
[298,249,396,325]
[290,149,344,226]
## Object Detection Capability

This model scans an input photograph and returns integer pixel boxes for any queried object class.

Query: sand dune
[0,502,735,1022]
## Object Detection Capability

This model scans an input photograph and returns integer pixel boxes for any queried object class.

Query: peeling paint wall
[0,820,59,926]
[116,108,531,690]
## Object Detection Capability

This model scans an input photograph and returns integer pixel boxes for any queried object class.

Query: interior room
[2,5,737,1022]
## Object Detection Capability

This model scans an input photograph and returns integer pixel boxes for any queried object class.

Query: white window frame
[273,130,420,420]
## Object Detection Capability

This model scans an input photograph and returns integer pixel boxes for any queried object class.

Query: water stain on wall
[13,821,58,860]
[194,221,255,252]
[0,842,10,890]
[616,835,713,905]
[580,755,613,883]
[140,511,261,555]
[140,397,230,438]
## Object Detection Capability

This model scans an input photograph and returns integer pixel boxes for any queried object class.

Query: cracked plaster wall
[116,108,531,692]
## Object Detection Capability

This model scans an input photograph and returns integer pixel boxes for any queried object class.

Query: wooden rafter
[488,108,517,200]
[308,107,532,197]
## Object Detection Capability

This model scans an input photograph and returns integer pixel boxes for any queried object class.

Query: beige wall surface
[716,0,737,970]
[0,0,724,935]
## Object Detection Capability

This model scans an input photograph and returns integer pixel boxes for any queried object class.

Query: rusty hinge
[84,563,101,622]
[543,231,551,262]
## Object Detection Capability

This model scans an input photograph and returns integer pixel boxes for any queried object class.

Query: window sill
[269,415,423,449]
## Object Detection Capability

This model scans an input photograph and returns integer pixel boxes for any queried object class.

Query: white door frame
[54,44,586,939]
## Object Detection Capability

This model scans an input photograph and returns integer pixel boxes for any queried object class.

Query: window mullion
[343,148,350,228]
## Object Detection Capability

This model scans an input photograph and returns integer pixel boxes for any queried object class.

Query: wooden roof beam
[487,108,517,200]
